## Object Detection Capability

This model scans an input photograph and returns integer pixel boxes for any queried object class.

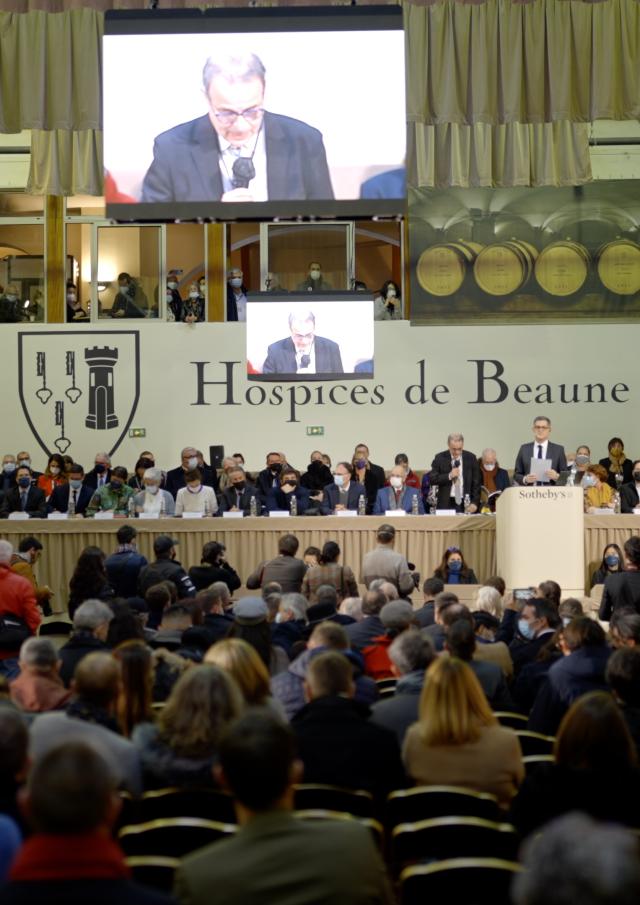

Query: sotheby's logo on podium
[18,331,140,458]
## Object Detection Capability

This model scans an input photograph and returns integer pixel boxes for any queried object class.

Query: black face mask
[285,481,298,489]
[270,463,282,475]
[233,481,246,492]
[634,472,640,482]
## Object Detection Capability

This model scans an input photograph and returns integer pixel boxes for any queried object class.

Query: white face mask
[187,457,198,469]
[5,294,16,302]
[168,281,178,290]
[483,463,496,471]
[49,466,61,475]
[275,612,283,624]
[187,483,201,493]
[166,292,173,303]
[230,277,243,288]
[146,485,159,495]
[386,288,396,299]
[18,459,30,469]
[119,285,129,295]
[189,290,199,299]
[310,270,321,280]
[67,293,77,302]
[389,475,403,489]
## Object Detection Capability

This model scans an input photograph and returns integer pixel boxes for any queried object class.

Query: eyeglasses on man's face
[211,106,264,126]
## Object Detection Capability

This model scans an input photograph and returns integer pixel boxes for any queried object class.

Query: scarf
[610,449,626,475]
[480,464,498,493]
[10,832,129,881]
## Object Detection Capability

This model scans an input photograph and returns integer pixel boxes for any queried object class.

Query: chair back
[387,785,501,826]
[118,817,237,858]
[392,816,518,869]
[400,857,522,905]
[493,711,528,729]
[294,783,374,818]
[515,730,555,757]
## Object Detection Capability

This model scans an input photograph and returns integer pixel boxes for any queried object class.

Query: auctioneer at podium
[496,486,585,597]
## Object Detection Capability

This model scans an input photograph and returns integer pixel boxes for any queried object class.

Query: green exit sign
[129,428,146,438]
[306,426,324,436]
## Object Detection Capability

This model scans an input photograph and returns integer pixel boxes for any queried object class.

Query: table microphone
[232,157,256,189]
[300,354,311,369]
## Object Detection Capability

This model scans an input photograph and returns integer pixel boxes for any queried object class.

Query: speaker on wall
[209,445,225,469]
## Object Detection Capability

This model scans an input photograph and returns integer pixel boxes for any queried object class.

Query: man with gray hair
[361,600,416,680]
[0,539,40,680]
[141,52,333,205]
[58,599,113,687]
[262,309,343,375]
[478,447,510,507]
[429,431,481,512]
[10,637,71,712]
[370,629,435,745]
[272,591,308,656]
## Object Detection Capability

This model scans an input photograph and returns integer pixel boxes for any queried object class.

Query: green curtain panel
[408,121,592,187]
[405,0,640,125]
[27,128,103,195]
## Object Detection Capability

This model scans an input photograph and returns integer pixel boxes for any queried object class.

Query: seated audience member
[132,665,243,790]
[610,610,640,649]
[478,448,510,510]
[304,585,355,636]
[205,638,285,717]
[86,465,135,516]
[196,583,234,645]
[67,545,114,618]
[165,446,218,498]
[174,711,394,905]
[393,453,421,489]
[422,591,461,651]
[104,524,148,599]
[230,597,288,676]
[344,588,387,651]
[0,708,28,829]
[59,599,113,687]
[529,617,611,735]
[271,592,308,655]
[302,546,321,567]
[583,463,615,512]
[300,452,333,497]
[137,536,196,600]
[369,579,400,602]
[113,640,154,737]
[65,652,122,733]
[373,464,424,515]
[339,596,364,622]
[9,536,53,616]
[362,600,416,680]
[132,466,175,516]
[83,452,112,492]
[0,454,17,495]
[217,457,238,492]
[433,545,478,584]
[47,462,92,516]
[402,657,524,808]
[600,536,640,620]
[266,467,312,514]
[246,534,308,595]
[301,540,358,605]
[175,468,218,517]
[149,604,192,652]
[620,458,640,512]
[414,577,444,628]
[511,626,562,715]
[474,585,503,620]
[106,604,146,649]
[188,541,241,593]
[510,691,640,838]
[513,813,640,905]
[484,574,506,596]
[0,465,47,519]
[445,619,513,711]
[2,742,173,905]
[219,466,262,515]
[144,581,173,631]
[471,613,515,680]
[374,279,402,320]
[509,597,561,676]
[36,453,66,500]
[370,630,435,746]
[536,579,562,607]
[362,523,415,596]
[599,435,634,489]
[10,637,71,712]
[0,542,41,679]
[272,621,377,720]
[292,650,406,801]
[607,647,640,755]
[127,456,154,492]
[590,542,623,589]
[351,451,381,515]
[320,461,366,515]
[558,597,583,625]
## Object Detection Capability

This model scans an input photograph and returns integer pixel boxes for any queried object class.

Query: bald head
[73,652,121,711]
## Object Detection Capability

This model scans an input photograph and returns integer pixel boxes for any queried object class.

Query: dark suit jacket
[620,482,640,513]
[514,442,567,485]
[373,486,425,515]
[165,464,219,498]
[599,571,640,620]
[266,485,313,514]
[256,467,283,499]
[320,481,368,514]
[0,486,47,518]
[84,468,112,491]
[262,336,343,375]
[47,483,93,516]
[429,449,481,509]
[219,483,263,514]
[141,112,334,203]
[599,456,634,489]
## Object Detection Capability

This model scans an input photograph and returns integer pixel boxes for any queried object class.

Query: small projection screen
[103,6,406,222]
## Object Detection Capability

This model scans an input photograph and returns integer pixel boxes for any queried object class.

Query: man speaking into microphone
[262,310,343,376]
[429,432,481,513]
[141,52,334,203]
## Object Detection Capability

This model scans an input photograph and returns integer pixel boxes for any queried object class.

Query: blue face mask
[17,476,31,488]
[448,560,462,573]
[518,618,536,641]
[582,474,597,488]
[605,554,620,568]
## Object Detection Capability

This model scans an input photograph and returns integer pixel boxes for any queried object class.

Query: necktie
[453,459,462,506]
[72,489,77,506]
[21,492,27,511]
[537,445,543,459]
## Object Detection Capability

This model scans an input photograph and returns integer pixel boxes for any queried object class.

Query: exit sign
[306,426,324,436]
[129,428,146,438]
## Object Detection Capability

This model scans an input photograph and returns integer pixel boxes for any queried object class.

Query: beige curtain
[28,128,103,195]
[409,120,592,187]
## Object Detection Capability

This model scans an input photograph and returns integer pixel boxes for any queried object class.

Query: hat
[306,601,337,626]
[233,596,268,625]
[154,535,178,555]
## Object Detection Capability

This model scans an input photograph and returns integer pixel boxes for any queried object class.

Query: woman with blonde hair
[402,657,523,807]
[205,638,277,711]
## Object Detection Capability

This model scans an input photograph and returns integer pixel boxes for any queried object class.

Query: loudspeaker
[209,445,225,469]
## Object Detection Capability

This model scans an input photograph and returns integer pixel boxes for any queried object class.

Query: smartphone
[513,588,534,601]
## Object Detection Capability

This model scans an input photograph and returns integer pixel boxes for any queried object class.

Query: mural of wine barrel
[473,240,537,296]
[596,238,640,295]
[416,240,482,296]
[534,240,590,296]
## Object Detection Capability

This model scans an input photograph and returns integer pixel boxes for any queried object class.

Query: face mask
[309,270,321,280]
[3,463,15,474]
[562,616,572,627]
[483,463,496,471]
[275,613,283,624]
[199,284,206,295]
[94,463,106,474]
[605,554,620,568]
[390,476,403,489]
[166,292,173,303]
[187,457,198,469]
[146,485,159,495]
[187,483,201,492]
[518,618,536,641]
[5,294,16,302]
[168,281,178,290]
[355,458,367,469]
[334,474,344,487]
[189,290,199,299]
[233,481,246,492]
[270,463,282,474]
[69,479,83,490]
[230,277,242,288]
[118,285,129,295]
[67,293,76,302]
[110,480,123,490]
[582,475,597,488]
[448,560,463,573]
[49,466,61,476]
[18,476,31,488]
[633,472,640,482]
[285,480,298,489]
[386,288,396,299]
[575,455,590,466]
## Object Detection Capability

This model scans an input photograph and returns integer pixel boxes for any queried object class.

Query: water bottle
[290,494,298,517]
[358,494,366,516]
[127,496,136,518]
[613,491,621,515]
[463,493,471,514]
[67,491,75,518]
[567,468,575,487]
[411,493,419,516]
[203,497,210,518]
[159,494,166,518]
[249,495,258,517]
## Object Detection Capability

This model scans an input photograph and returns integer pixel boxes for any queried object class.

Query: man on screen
[262,310,343,375]
[141,53,334,204]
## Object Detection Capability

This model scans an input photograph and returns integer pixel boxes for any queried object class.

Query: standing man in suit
[429,432,481,512]
[262,310,343,375]
[0,466,47,519]
[141,53,334,204]
[47,462,93,517]
[514,415,567,485]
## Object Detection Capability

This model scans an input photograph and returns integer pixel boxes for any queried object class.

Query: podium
[496,486,585,597]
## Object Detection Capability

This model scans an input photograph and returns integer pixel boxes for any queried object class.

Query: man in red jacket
[362,600,416,680]
[0,540,40,680]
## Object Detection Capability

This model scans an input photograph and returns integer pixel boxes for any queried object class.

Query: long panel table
[0,514,636,614]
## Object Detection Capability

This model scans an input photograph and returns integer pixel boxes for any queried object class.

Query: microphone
[300,355,311,369]
[231,157,256,189]
[453,459,460,469]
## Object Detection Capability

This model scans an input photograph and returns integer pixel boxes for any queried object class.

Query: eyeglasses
[212,106,264,126]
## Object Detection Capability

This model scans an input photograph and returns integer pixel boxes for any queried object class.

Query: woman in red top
[37,453,67,500]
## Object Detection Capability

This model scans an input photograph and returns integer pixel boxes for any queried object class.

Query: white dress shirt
[450,454,464,500]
